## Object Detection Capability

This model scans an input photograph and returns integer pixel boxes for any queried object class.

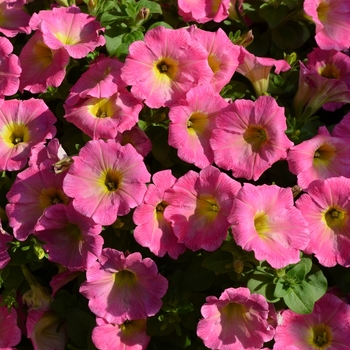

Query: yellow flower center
[54,32,79,46]
[114,269,137,287]
[153,57,179,84]
[119,319,146,335]
[66,223,83,242]
[254,211,270,239]
[208,53,221,74]
[323,205,348,230]
[221,302,246,321]
[313,143,335,167]
[318,64,340,79]
[0,122,30,147]
[317,1,330,22]
[211,0,222,16]
[195,195,220,222]
[39,187,70,210]
[243,125,269,152]
[187,112,209,136]
[100,169,123,192]
[89,98,116,119]
[307,323,333,349]
[33,40,54,68]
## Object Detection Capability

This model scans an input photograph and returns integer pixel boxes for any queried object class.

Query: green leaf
[67,308,95,348]
[285,257,312,282]
[283,280,315,314]
[274,279,290,298]
[139,0,162,14]
[148,21,173,30]
[305,266,328,301]
[259,4,289,28]
[180,261,215,292]
[201,250,234,274]
[247,270,280,303]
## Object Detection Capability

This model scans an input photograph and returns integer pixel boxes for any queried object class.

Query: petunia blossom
[287,126,350,190]
[79,248,168,324]
[303,0,350,50]
[63,140,150,226]
[0,296,21,349]
[121,26,213,108]
[163,166,241,252]
[274,293,350,349]
[168,85,229,168]
[29,5,105,59]
[34,203,104,271]
[197,287,274,350]
[332,111,350,138]
[0,220,12,269]
[92,318,150,350]
[296,177,350,267]
[229,183,310,269]
[211,95,293,181]
[0,98,57,171]
[19,30,70,94]
[133,170,186,259]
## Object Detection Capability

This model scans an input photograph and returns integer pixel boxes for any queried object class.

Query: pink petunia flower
[35,203,103,271]
[6,161,70,241]
[197,287,274,350]
[163,166,241,252]
[0,98,57,171]
[79,248,168,324]
[236,47,290,96]
[211,95,293,181]
[287,126,350,190]
[65,54,126,107]
[19,30,70,94]
[304,0,350,50]
[0,37,21,97]
[274,293,350,349]
[0,0,31,37]
[29,6,105,59]
[0,296,21,349]
[188,27,240,92]
[133,170,186,259]
[92,318,150,350]
[121,26,213,108]
[229,183,310,269]
[0,220,12,269]
[64,91,142,140]
[332,111,350,138]
[63,140,150,226]
[178,0,230,23]
[27,309,68,350]
[168,85,229,169]
[296,177,350,267]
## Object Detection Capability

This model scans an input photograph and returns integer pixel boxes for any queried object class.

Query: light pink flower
[19,30,70,94]
[27,310,68,350]
[304,0,350,50]
[197,287,274,350]
[0,37,21,97]
[178,0,230,23]
[332,111,350,138]
[168,85,229,168]
[0,296,21,348]
[274,293,350,349]
[296,177,350,267]
[0,98,57,171]
[211,95,293,181]
[0,220,12,269]
[92,318,150,350]
[287,126,350,190]
[133,170,186,259]
[163,166,241,252]
[236,47,290,96]
[29,6,105,59]
[63,140,150,226]
[80,248,168,324]
[0,0,31,37]
[121,26,213,108]
[64,92,142,139]
[6,161,70,241]
[35,203,103,271]
[229,183,310,269]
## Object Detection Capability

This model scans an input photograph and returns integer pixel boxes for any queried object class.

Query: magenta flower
[0,98,57,171]
[168,85,229,168]
[0,296,21,349]
[211,95,293,181]
[35,203,103,271]
[64,92,142,140]
[178,0,230,23]
[29,6,105,59]
[296,177,350,267]
[6,162,70,241]
[0,37,21,97]
[63,140,150,226]
[80,248,168,324]
[332,111,350,138]
[163,166,241,252]
[274,293,350,349]
[287,126,350,190]
[0,0,31,37]
[133,170,186,259]
[229,183,310,269]
[19,30,70,94]
[197,287,274,350]
[304,0,350,50]
[121,26,213,108]
[92,318,150,350]
[0,220,12,269]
